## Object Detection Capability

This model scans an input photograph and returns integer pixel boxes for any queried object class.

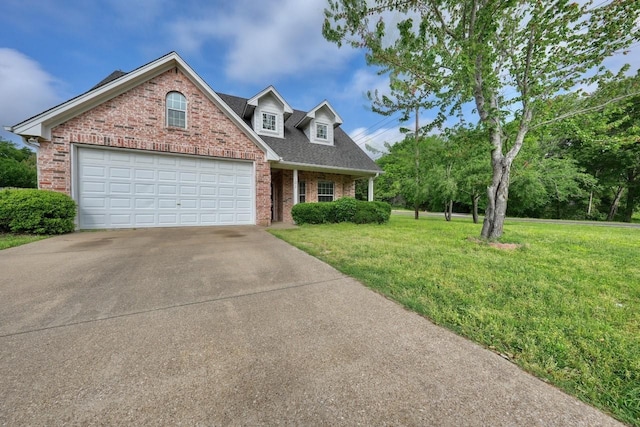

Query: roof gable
[7,52,279,161]
[244,86,293,120]
[295,100,344,129]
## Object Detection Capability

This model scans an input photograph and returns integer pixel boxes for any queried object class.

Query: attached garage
[76,147,255,229]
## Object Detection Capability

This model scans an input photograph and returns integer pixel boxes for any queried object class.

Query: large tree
[536,72,640,221]
[374,134,443,215]
[323,0,640,238]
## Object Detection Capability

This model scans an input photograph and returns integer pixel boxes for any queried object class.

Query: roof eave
[271,160,382,176]
[247,85,294,115]
[8,52,281,161]
[9,52,179,140]
[294,100,344,129]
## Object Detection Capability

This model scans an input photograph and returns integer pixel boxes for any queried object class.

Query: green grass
[0,233,49,250]
[270,215,640,426]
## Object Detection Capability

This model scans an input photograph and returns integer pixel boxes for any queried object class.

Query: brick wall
[40,68,271,226]
[277,170,356,223]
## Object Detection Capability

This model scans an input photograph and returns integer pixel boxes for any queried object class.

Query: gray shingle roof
[91,70,128,90]
[218,93,381,174]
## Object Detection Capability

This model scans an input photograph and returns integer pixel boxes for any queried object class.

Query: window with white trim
[262,112,277,132]
[166,92,186,128]
[318,180,334,202]
[316,123,328,140]
[299,181,306,203]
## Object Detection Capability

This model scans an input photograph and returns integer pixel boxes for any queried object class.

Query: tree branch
[532,91,640,129]
[428,0,458,39]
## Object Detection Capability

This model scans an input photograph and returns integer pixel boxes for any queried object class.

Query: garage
[76,147,254,229]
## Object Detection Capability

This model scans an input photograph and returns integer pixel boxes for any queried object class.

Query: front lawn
[0,233,48,250]
[270,215,640,426]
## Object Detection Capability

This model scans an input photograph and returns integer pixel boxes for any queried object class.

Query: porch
[270,169,375,223]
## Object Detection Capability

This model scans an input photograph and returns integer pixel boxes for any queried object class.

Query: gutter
[274,160,383,176]
[23,136,41,150]
[3,126,40,149]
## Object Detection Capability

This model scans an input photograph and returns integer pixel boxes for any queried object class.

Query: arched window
[166,92,186,128]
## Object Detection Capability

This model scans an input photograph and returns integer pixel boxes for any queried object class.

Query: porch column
[293,169,299,205]
[368,176,374,201]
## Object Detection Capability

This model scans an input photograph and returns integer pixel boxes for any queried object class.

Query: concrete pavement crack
[0,275,347,339]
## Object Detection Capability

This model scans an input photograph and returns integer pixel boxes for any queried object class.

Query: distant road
[392,210,640,229]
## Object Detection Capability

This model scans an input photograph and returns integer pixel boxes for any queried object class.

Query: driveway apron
[0,227,622,426]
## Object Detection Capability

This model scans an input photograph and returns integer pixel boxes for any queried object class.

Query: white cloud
[167,0,353,83]
[350,125,405,159]
[0,49,61,128]
[343,68,390,102]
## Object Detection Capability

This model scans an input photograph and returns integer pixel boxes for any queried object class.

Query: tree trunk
[623,174,638,223]
[444,200,453,221]
[481,159,511,239]
[472,194,479,224]
[607,186,624,221]
[413,106,420,221]
[587,170,598,217]
[473,72,530,240]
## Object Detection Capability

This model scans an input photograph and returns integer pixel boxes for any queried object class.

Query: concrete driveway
[0,227,621,426]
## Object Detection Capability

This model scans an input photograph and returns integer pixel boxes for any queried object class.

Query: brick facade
[274,169,356,223]
[40,68,272,226]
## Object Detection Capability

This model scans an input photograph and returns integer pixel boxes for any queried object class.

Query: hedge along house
[5,52,382,229]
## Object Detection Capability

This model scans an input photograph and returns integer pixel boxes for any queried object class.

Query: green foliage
[324,0,640,238]
[374,135,447,211]
[531,72,640,222]
[291,199,391,225]
[271,215,640,426]
[0,139,36,188]
[374,126,491,216]
[333,197,359,222]
[354,178,369,201]
[508,135,597,219]
[291,202,331,224]
[353,201,392,224]
[0,189,76,235]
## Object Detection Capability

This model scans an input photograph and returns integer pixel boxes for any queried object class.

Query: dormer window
[262,112,277,132]
[166,92,186,128]
[246,86,293,139]
[316,123,328,141]
[295,100,343,146]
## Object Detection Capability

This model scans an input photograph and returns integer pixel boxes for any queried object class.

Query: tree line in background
[324,0,640,238]
[358,72,640,223]
[0,139,37,189]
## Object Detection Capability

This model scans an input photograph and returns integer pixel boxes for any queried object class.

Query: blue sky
[1,0,639,157]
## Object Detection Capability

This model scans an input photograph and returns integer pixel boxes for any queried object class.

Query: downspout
[23,137,41,190]
[23,136,41,149]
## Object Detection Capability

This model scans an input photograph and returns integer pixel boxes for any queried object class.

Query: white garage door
[77,147,254,229]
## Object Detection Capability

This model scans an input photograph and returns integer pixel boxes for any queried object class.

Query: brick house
[6,52,381,228]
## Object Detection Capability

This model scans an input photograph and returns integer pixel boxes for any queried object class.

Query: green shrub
[291,198,391,225]
[353,200,392,224]
[370,200,392,220]
[333,197,358,222]
[0,189,76,234]
[291,202,327,224]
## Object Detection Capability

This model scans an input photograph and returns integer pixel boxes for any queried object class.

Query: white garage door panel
[78,147,254,229]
